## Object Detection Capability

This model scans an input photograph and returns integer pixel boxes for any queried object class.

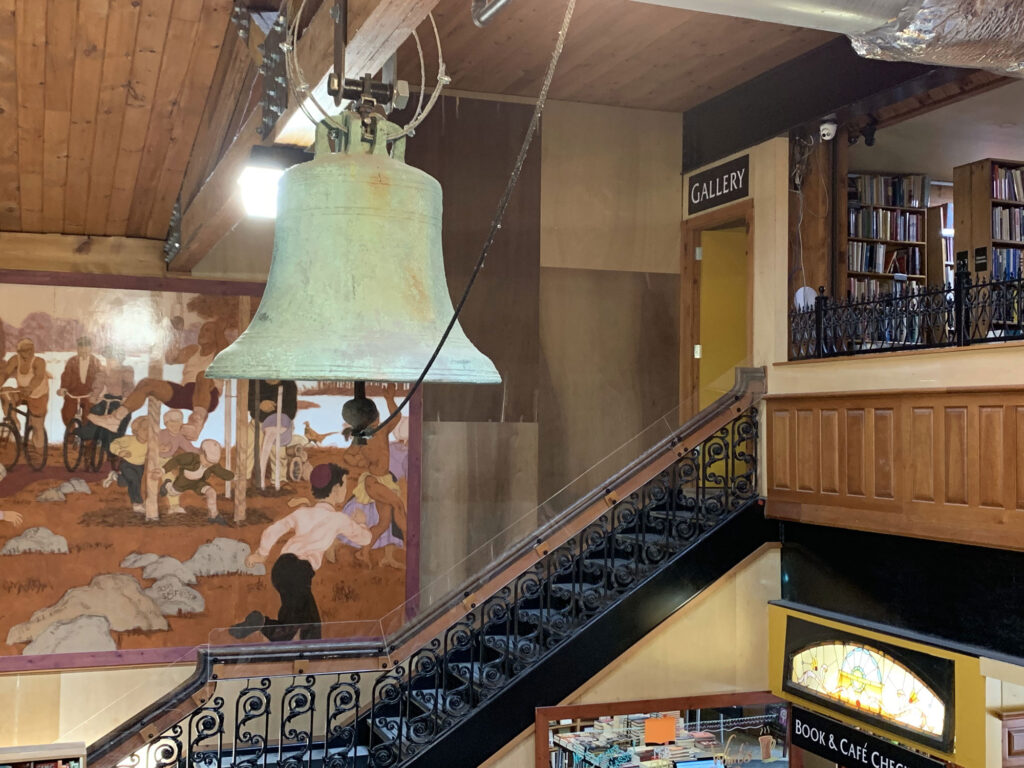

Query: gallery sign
[792,708,946,768]
[687,154,749,215]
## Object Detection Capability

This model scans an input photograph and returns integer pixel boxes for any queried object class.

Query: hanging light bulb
[206,110,500,387]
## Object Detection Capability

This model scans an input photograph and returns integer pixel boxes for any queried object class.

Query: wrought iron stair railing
[88,368,767,768]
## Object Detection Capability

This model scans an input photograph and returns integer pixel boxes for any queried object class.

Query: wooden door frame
[680,198,755,421]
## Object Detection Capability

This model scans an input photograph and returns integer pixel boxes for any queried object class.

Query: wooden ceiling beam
[169,0,441,273]
[0,232,167,276]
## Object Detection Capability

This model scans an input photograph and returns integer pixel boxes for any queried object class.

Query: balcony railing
[790,264,1024,360]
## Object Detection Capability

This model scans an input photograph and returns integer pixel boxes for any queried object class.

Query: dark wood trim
[0,268,265,295]
[680,199,754,422]
[534,692,784,768]
[682,37,967,171]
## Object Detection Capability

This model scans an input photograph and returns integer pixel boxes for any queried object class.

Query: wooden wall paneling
[766,388,1024,551]
[873,406,895,500]
[124,0,204,235]
[770,407,791,491]
[796,408,817,493]
[102,0,174,235]
[62,0,111,235]
[845,408,865,498]
[909,406,935,503]
[540,101,682,275]
[84,0,142,234]
[537,267,679,504]
[978,404,1005,509]
[820,407,839,495]
[143,0,233,239]
[1017,406,1024,511]
[40,0,75,233]
[15,0,47,232]
[0,0,19,230]
[944,405,968,506]
[419,422,539,609]
[400,96,541,424]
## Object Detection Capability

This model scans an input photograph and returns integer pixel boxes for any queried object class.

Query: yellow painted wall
[0,664,192,748]
[481,546,781,768]
[768,605,988,767]
[699,227,749,408]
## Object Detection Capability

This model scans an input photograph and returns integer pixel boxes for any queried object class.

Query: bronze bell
[206,111,500,385]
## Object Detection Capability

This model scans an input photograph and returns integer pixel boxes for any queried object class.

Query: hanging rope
[360,0,578,439]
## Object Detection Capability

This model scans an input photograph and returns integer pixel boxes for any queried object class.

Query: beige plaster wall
[0,663,192,748]
[481,547,781,768]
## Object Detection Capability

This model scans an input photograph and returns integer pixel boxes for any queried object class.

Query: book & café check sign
[791,708,948,768]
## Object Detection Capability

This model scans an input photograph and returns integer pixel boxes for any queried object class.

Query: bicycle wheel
[63,418,85,471]
[23,424,48,471]
[87,438,109,473]
[0,419,20,468]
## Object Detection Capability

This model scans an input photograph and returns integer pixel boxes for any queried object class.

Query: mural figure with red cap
[230,463,372,642]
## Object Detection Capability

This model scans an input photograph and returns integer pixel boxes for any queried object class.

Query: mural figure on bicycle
[0,283,418,666]
[1,338,50,466]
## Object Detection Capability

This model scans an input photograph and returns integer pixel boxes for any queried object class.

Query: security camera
[819,119,838,142]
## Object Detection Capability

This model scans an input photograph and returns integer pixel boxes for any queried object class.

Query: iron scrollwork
[790,267,1024,360]
[114,408,759,768]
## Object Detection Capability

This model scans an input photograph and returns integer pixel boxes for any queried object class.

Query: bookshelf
[0,743,85,768]
[844,172,930,299]
[953,158,1024,280]
[926,202,955,285]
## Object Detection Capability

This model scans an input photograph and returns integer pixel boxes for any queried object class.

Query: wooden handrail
[88,367,765,767]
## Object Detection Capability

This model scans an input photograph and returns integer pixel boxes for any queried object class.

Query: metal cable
[363,0,577,438]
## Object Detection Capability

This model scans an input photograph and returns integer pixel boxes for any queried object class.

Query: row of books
[848,173,930,208]
[992,248,1023,280]
[993,163,1024,202]
[849,209,924,242]
[847,243,923,275]
[993,204,1024,243]
[848,276,923,301]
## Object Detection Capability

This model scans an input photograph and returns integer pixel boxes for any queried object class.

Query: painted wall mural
[0,282,417,667]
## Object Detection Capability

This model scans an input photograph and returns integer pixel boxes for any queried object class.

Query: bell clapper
[342,381,377,445]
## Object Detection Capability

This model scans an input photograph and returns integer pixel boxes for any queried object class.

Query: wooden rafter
[0,231,166,275]
[168,0,442,273]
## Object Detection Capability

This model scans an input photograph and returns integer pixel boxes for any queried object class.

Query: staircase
[88,369,772,768]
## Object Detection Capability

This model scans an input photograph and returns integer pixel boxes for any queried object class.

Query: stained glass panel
[788,641,946,739]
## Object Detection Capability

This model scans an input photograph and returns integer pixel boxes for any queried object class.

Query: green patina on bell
[207,111,501,384]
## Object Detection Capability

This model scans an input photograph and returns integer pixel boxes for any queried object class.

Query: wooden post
[274,384,283,490]
[233,297,251,523]
[223,378,233,499]
[144,391,161,521]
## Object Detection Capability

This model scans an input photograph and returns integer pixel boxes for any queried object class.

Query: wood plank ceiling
[396,0,837,113]
[0,0,234,239]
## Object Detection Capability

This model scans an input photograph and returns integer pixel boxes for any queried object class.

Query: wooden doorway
[680,199,755,421]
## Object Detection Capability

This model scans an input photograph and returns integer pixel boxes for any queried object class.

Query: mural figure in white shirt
[229,463,371,642]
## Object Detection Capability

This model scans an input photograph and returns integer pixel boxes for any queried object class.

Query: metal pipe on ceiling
[629,0,1024,76]
[472,0,513,27]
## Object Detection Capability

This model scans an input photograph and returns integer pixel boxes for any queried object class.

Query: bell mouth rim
[205,364,501,385]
